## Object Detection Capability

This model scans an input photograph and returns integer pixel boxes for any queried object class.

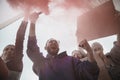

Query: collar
[47,51,67,59]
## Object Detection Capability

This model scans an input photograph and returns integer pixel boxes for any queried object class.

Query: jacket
[27,36,99,80]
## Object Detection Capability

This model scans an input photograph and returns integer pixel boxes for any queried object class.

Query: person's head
[1,44,15,61]
[44,38,59,56]
[91,42,103,54]
[72,50,86,59]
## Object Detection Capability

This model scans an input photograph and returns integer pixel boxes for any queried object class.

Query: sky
[0,0,117,80]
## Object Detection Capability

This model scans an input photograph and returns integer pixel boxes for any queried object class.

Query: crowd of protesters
[0,12,120,80]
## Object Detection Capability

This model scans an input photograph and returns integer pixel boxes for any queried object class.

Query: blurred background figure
[72,47,87,61]
[105,33,120,80]
[1,15,28,80]
[92,42,112,80]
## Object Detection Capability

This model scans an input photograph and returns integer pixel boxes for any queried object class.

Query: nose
[8,49,11,53]
[52,41,56,44]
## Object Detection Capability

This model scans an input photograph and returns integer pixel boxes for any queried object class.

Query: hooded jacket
[27,36,99,80]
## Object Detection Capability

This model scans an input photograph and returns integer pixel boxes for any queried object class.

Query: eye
[48,41,52,43]
[98,48,102,50]
[94,49,97,51]
[5,48,8,51]
[11,48,14,51]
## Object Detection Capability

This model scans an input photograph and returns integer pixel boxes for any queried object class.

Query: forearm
[16,20,28,38]
[29,12,41,37]
[29,23,36,37]
[87,48,95,62]
[27,12,44,63]
[15,20,28,52]
[27,36,44,63]
[27,23,39,59]
[101,55,111,66]
[94,54,105,68]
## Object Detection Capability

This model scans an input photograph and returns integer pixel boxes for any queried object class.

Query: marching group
[0,12,120,80]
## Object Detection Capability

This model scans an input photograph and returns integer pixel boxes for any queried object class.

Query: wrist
[31,21,36,24]
[30,20,37,24]
[23,16,29,22]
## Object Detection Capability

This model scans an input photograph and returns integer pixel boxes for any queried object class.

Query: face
[2,45,15,60]
[72,50,83,59]
[92,42,103,54]
[45,39,59,56]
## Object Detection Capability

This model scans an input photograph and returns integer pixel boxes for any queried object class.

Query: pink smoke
[7,0,93,15]
[7,0,50,15]
[51,0,92,9]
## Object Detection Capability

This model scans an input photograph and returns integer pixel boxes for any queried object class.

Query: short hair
[3,44,15,51]
[1,44,15,59]
[45,38,60,47]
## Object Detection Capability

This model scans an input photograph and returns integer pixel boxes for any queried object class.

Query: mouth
[51,46,57,50]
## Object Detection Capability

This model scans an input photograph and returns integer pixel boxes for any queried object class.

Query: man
[27,12,99,80]
[1,15,28,80]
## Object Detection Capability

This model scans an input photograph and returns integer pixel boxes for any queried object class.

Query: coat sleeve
[73,58,99,80]
[10,21,27,71]
[14,21,27,60]
[27,36,46,75]
[27,36,45,64]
